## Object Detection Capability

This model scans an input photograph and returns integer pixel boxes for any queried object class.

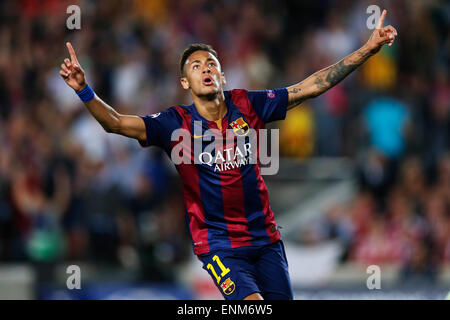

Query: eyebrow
[189,58,217,65]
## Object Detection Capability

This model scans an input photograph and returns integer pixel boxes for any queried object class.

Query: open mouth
[202,75,214,86]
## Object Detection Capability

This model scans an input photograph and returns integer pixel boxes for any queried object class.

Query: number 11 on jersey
[207,255,230,284]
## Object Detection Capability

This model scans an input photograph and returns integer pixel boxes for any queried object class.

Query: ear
[180,77,190,90]
[221,72,226,86]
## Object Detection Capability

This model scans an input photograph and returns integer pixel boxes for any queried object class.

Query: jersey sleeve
[139,107,182,150]
[245,88,289,123]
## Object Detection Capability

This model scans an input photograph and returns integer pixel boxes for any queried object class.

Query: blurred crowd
[299,154,449,286]
[0,0,448,284]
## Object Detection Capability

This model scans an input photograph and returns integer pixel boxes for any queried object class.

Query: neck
[192,91,227,122]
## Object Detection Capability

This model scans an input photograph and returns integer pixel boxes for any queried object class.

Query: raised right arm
[59,42,146,142]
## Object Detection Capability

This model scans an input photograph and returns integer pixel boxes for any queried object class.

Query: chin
[198,86,221,99]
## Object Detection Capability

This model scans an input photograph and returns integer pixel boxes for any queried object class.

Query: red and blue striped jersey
[139,88,288,255]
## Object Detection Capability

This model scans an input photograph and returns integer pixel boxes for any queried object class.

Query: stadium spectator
[0,0,447,286]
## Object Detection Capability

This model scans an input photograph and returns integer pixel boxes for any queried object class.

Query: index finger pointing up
[376,9,387,29]
[66,42,79,64]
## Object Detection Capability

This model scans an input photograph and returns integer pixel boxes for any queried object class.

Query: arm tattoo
[288,88,301,94]
[324,60,359,87]
[314,75,327,90]
[287,87,304,109]
[311,47,371,94]
[287,45,373,109]
[357,50,372,59]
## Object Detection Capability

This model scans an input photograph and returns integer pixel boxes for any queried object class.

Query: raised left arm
[287,9,397,110]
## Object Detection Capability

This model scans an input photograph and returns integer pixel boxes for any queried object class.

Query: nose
[202,65,211,73]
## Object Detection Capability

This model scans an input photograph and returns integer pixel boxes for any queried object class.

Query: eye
[208,62,216,67]
[193,65,200,70]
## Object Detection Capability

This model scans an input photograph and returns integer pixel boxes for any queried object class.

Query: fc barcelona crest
[229,117,249,136]
[220,277,236,295]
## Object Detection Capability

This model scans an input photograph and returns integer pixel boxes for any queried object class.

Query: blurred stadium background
[0,0,449,299]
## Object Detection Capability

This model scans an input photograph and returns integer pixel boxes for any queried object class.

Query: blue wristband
[76,84,95,102]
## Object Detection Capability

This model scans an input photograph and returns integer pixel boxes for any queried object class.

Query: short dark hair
[179,43,218,76]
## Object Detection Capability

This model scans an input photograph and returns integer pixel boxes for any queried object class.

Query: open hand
[59,42,86,91]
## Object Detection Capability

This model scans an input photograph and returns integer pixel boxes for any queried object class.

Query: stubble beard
[197,85,222,101]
